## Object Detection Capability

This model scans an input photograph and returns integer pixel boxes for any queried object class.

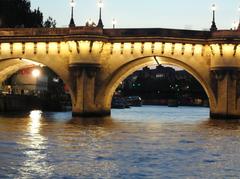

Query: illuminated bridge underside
[0,27,240,119]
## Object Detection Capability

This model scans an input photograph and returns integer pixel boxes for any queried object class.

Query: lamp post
[69,0,76,27]
[210,4,217,31]
[112,18,117,29]
[97,0,104,28]
[237,6,240,30]
[88,18,93,25]
[232,21,237,30]
[87,18,95,26]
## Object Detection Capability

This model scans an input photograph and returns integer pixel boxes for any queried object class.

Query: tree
[43,17,56,28]
[0,0,56,28]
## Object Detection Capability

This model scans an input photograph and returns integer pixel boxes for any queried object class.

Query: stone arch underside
[96,56,216,111]
[0,57,74,104]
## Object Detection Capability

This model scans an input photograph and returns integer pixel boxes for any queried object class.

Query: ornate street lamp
[69,0,76,27]
[97,0,104,28]
[232,21,238,30]
[112,18,117,29]
[210,4,217,32]
[88,18,93,25]
[237,6,240,30]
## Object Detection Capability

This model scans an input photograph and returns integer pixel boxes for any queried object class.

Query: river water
[0,106,240,178]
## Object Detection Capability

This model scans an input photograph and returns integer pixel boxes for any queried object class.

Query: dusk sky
[31,0,239,30]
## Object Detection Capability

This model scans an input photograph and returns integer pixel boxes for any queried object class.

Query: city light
[32,69,41,78]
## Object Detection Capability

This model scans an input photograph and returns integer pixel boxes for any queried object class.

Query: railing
[0,27,239,42]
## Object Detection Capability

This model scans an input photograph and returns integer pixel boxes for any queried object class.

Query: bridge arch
[96,55,216,112]
[0,57,74,105]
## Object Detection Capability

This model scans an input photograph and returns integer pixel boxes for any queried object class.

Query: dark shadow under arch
[97,55,216,111]
[0,57,74,106]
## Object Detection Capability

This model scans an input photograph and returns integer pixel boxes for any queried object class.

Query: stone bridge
[0,27,239,119]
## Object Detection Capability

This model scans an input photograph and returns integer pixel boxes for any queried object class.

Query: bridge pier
[210,67,240,119]
[69,63,110,117]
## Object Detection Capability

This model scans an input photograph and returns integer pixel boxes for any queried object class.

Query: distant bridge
[0,26,240,119]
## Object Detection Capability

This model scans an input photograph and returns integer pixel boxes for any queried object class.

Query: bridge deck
[0,27,239,44]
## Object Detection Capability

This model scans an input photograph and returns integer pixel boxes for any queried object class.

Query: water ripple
[0,106,239,178]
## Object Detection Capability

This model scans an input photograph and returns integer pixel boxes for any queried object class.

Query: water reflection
[29,110,42,134]
[1,107,240,178]
[53,116,121,177]
[69,116,117,127]
[17,110,52,178]
[200,119,240,130]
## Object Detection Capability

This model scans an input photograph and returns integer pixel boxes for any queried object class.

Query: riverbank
[142,99,209,107]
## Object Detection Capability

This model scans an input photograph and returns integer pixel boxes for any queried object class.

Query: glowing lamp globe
[98,0,103,8]
[70,0,75,7]
[32,69,41,78]
[212,4,216,11]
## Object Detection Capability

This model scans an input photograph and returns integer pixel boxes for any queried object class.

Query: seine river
[0,106,240,178]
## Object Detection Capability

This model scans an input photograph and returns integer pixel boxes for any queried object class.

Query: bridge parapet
[209,43,240,68]
[104,28,211,39]
[0,26,103,36]
[0,27,238,42]
[212,30,240,39]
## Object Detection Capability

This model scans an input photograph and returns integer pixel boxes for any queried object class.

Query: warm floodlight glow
[70,0,75,7]
[20,58,44,67]
[32,69,41,78]
[98,0,103,8]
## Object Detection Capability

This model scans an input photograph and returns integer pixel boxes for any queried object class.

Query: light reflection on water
[17,110,53,178]
[0,106,240,178]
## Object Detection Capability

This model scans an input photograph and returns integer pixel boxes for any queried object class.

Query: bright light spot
[29,110,42,134]
[212,4,216,11]
[232,21,238,30]
[32,69,41,78]
[88,18,93,25]
[70,0,75,7]
[53,78,59,83]
[29,110,42,120]
[112,18,117,25]
[98,0,104,8]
